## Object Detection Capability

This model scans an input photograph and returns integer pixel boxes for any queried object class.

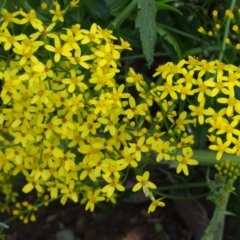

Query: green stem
[157,23,204,42]
[157,181,208,191]
[121,52,168,60]
[121,46,229,61]
[182,45,230,59]
[3,196,61,225]
[218,0,236,62]
[109,0,138,29]
[153,190,210,200]
[193,150,240,166]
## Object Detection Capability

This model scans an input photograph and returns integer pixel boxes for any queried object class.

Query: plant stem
[153,190,210,200]
[157,23,204,42]
[182,45,230,58]
[193,150,240,166]
[157,181,208,191]
[121,52,168,60]
[218,0,236,62]
[109,0,138,29]
[121,46,228,61]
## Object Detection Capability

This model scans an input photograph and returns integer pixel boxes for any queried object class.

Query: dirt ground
[2,168,239,240]
[2,194,238,240]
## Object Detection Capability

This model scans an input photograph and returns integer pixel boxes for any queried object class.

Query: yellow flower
[225,38,231,45]
[176,148,198,176]
[217,92,240,117]
[156,140,173,162]
[209,137,233,160]
[189,100,209,125]
[45,36,72,62]
[222,68,240,91]
[204,72,229,97]
[132,171,156,195]
[212,10,218,17]
[0,9,20,30]
[125,96,148,119]
[49,4,65,22]
[232,24,239,32]
[98,114,118,136]
[177,84,194,100]
[128,136,149,161]
[164,60,186,82]
[175,111,191,131]
[119,147,138,168]
[41,2,48,10]
[85,190,105,212]
[177,68,197,88]
[153,62,170,78]
[46,180,62,199]
[78,137,104,163]
[97,25,117,42]
[62,69,86,93]
[113,124,132,148]
[81,23,102,44]
[43,139,64,159]
[194,60,216,78]
[89,94,113,115]
[115,37,132,50]
[236,43,240,50]
[89,66,115,90]
[197,26,206,34]
[216,119,240,142]
[60,180,78,204]
[79,163,96,181]
[126,67,146,91]
[94,43,120,68]
[31,22,56,39]
[70,0,80,8]
[148,198,165,213]
[0,29,26,51]
[19,9,43,29]
[1,69,21,104]
[156,82,178,100]
[30,82,52,105]
[102,176,125,198]
[101,159,124,179]
[225,9,234,19]
[60,29,82,49]
[78,115,101,138]
[68,48,92,69]
[13,44,39,66]
[22,177,43,193]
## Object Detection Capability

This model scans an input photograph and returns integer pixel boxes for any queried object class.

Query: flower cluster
[0,4,168,216]
[153,57,240,161]
[1,2,240,220]
[198,8,240,48]
[208,160,240,205]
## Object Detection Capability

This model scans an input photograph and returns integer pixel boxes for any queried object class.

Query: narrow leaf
[156,24,181,60]
[136,0,157,67]
[155,2,182,15]
[0,0,6,20]
[83,0,109,19]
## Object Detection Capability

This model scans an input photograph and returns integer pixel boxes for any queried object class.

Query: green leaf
[155,2,182,15]
[136,0,157,67]
[104,0,129,15]
[82,0,109,19]
[156,23,181,60]
[0,0,7,19]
